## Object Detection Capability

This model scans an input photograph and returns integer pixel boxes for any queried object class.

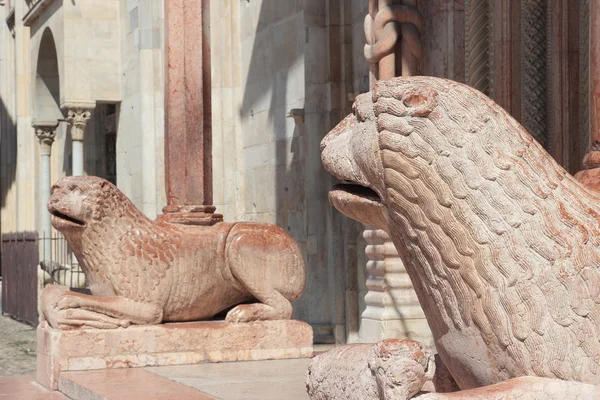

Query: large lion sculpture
[314,76,600,399]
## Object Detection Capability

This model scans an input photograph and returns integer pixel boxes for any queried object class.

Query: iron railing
[39,231,86,288]
[1,232,39,326]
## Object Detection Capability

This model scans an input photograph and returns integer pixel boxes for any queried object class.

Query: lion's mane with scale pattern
[362,76,600,388]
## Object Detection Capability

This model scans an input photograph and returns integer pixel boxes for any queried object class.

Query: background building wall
[118,0,165,218]
[419,0,590,173]
[0,1,18,233]
[62,0,121,103]
[14,0,36,233]
[210,0,365,344]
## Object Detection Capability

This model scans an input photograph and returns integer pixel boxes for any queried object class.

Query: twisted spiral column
[520,0,548,147]
[363,0,424,79]
[465,0,491,95]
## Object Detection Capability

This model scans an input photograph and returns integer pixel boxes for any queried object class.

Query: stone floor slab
[147,358,312,400]
[59,368,216,400]
[0,375,67,399]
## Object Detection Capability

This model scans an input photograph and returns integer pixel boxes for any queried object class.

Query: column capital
[32,120,59,155]
[61,102,95,142]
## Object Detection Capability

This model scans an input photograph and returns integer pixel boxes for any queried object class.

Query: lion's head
[48,176,141,237]
[321,77,439,232]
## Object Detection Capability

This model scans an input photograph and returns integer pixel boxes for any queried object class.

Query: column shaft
[63,103,94,177]
[72,141,84,177]
[40,152,51,261]
[575,2,600,189]
[588,0,600,164]
[33,120,58,263]
[163,0,221,225]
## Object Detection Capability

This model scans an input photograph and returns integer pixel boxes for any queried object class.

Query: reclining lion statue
[317,76,600,398]
[41,176,306,330]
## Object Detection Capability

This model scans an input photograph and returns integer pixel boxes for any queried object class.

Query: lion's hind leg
[224,231,293,323]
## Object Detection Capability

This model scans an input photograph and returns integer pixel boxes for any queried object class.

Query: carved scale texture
[75,180,179,307]
[520,0,548,147]
[367,77,600,387]
[465,0,490,95]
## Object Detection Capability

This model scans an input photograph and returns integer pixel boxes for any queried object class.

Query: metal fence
[1,232,39,326]
[1,231,87,326]
[39,231,87,289]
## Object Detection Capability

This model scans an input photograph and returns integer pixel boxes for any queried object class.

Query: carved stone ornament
[40,176,306,330]
[33,120,59,155]
[63,103,94,142]
[317,76,600,398]
[306,339,436,400]
[363,4,424,67]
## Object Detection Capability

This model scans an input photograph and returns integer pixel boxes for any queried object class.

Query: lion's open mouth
[328,183,387,229]
[50,210,85,227]
[331,183,381,203]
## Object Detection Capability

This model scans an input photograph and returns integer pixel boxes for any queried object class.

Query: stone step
[0,376,67,399]
[57,368,217,400]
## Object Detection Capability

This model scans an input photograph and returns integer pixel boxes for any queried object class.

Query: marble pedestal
[37,320,313,390]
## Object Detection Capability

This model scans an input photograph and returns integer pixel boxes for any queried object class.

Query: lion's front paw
[40,285,131,330]
[46,307,131,330]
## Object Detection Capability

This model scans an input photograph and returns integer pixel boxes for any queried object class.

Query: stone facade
[0,0,595,346]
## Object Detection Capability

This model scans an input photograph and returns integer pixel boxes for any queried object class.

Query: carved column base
[359,228,433,346]
[161,205,223,226]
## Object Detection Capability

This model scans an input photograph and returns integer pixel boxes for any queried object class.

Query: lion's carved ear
[402,87,437,117]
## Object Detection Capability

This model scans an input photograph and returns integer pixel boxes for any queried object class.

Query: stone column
[163,0,222,225]
[575,1,600,190]
[33,120,58,263]
[63,102,95,176]
[359,0,431,344]
[589,0,600,161]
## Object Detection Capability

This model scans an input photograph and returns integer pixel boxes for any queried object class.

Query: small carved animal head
[321,76,439,231]
[48,176,136,234]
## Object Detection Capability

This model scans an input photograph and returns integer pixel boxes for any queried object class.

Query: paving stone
[0,375,67,399]
[59,368,215,400]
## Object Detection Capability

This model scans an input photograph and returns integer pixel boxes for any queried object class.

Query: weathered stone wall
[0,1,18,233]
[10,0,36,233]
[61,0,120,103]
[28,5,68,224]
[117,0,165,218]
[211,0,364,343]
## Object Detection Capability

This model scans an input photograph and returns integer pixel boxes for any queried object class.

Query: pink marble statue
[41,176,306,330]
[316,76,600,399]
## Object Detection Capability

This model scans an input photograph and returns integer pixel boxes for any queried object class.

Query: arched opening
[35,28,61,121]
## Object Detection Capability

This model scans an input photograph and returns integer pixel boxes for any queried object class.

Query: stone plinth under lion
[36,176,312,390]
[314,76,600,399]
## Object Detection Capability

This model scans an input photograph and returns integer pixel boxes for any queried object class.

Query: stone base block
[37,320,313,390]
